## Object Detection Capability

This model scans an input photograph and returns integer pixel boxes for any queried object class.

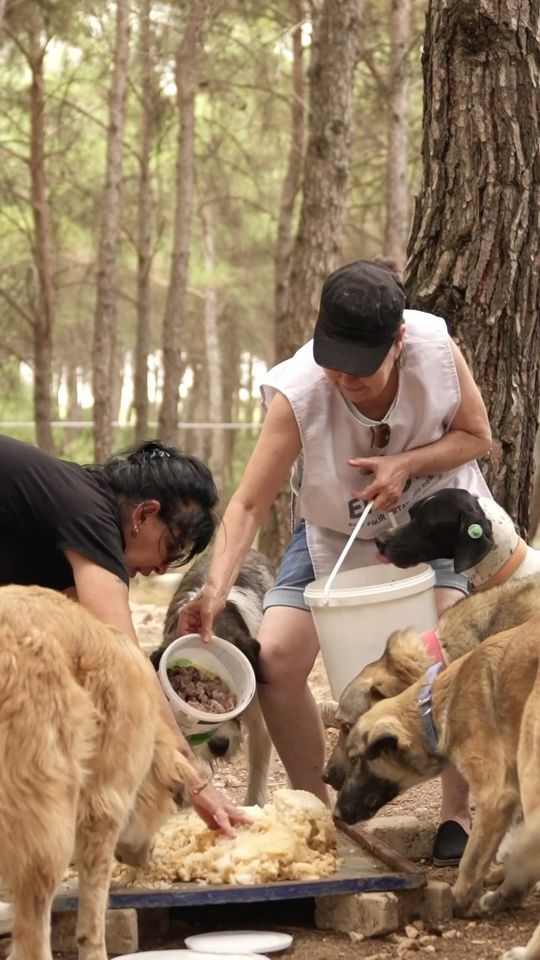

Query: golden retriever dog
[0,585,188,960]
[334,617,540,924]
[323,573,540,790]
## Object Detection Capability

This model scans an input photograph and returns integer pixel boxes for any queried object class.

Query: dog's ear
[407,494,432,519]
[370,676,406,700]
[149,647,164,671]
[454,507,494,573]
[365,733,399,760]
[363,717,411,761]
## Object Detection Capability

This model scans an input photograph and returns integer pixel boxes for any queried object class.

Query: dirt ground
[55,577,540,958]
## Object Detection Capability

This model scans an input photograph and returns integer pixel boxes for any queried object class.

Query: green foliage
[0,0,427,485]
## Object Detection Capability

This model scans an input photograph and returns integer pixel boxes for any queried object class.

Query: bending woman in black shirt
[0,433,248,834]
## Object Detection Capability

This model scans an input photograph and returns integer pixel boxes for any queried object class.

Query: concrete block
[315,891,399,937]
[363,815,436,861]
[51,908,138,954]
[421,881,454,924]
[396,880,453,927]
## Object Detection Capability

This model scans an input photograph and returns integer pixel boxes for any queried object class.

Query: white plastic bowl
[157,634,257,738]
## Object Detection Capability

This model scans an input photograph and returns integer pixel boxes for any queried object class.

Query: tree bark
[158,0,208,445]
[28,19,55,453]
[405,0,540,533]
[261,0,363,566]
[92,0,130,462]
[133,0,154,445]
[201,201,225,492]
[274,7,306,364]
[383,0,412,269]
[281,0,364,357]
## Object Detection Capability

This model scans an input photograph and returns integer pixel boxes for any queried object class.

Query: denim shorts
[263,520,470,612]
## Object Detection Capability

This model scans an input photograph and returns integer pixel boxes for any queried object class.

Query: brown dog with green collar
[334,616,540,918]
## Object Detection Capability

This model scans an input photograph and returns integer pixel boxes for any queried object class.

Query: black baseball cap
[313,260,406,376]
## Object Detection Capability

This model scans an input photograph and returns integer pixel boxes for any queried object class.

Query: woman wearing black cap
[0,433,249,835]
[179,259,493,863]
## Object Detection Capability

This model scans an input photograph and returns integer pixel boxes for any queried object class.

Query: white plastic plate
[117,952,270,960]
[116,949,269,960]
[185,931,293,954]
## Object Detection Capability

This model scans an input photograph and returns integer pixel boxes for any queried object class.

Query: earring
[132,524,140,536]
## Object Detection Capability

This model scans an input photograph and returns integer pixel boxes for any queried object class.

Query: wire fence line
[0,421,262,430]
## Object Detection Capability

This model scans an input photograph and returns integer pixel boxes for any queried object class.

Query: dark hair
[87,439,219,566]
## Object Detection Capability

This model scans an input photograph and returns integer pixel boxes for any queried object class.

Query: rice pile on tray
[111,788,338,887]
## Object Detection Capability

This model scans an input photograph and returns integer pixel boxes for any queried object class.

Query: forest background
[1,0,539,562]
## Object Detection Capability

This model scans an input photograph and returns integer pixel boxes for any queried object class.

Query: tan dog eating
[0,585,189,960]
[334,616,540,924]
[323,573,540,791]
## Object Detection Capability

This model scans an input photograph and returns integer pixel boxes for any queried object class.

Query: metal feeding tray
[52,821,425,912]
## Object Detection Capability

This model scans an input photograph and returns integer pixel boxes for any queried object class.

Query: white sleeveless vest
[260,310,491,578]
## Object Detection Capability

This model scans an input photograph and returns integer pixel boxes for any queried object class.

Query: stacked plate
[118,929,293,960]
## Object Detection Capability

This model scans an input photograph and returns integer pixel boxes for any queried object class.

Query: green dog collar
[467,523,483,540]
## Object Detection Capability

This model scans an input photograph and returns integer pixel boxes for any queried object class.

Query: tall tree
[27,11,55,452]
[1,3,58,452]
[273,6,306,363]
[201,200,225,491]
[158,0,208,445]
[262,0,364,563]
[383,0,412,268]
[406,0,540,532]
[92,0,130,461]
[133,0,155,444]
[280,0,364,358]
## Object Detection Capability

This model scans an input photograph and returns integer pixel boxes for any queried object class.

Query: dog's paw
[452,886,476,918]
[452,898,472,918]
[479,890,501,914]
[501,948,527,960]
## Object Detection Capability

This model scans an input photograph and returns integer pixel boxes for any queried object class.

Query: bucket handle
[322,504,399,602]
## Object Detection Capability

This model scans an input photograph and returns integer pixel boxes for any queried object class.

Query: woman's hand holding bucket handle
[177,584,226,642]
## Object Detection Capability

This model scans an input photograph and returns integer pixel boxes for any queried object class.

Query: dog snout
[208,735,231,757]
[336,770,399,825]
[114,839,152,868]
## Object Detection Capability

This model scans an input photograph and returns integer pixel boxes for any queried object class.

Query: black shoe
[432,820,469,866]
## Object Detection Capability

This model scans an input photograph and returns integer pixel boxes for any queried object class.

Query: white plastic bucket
[304,563,437,699]
[157,634,257,742]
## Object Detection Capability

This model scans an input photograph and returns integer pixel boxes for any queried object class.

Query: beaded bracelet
[190,777,211,797]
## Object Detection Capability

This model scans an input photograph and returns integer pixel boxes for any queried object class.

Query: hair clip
[147,447,170,460]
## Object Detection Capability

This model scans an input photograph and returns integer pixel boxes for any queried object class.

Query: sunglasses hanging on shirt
[370,422,391,450]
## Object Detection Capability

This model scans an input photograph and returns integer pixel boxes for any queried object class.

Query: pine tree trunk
[92,0,130,462]
[201,201,225,492]
[282,0,364,355]
[274,7,306,364]
[383,0,412,269]
[133,0,154,445]
[261,0,363,566]
[28,21,55,453]
[405,0,540,533]
[158,0,208,446]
